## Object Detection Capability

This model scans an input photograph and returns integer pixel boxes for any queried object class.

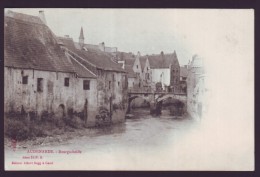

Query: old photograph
[4,8,254,170]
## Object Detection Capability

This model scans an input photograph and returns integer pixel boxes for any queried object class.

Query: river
[5,108,202,170]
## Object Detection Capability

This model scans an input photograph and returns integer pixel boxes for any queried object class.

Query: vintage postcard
[4,8,254,171]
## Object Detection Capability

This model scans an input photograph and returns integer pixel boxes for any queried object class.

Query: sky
[4,8,255,170]
[4,8,207,65]
[5,8,253,66]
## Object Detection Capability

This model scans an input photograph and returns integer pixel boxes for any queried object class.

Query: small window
[64,78,69,87]
[109,81,111,89]
[83,80,90,90]
[118,81,120,86]
[136,65,138,69]
[147,67,149,71]
[22,76,28,84]
[37,78,43,92]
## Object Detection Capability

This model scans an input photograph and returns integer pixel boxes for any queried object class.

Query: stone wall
[4,67,98,125]
[96,69,127,124]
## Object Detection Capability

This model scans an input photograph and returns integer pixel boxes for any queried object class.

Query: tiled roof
[139,56,147,71]
[125,65,136,78]
[147,51,179,69]
[57,36,76,50]
[72,49,125,72]
[61,41,125,72]
[5,10,44,25]
[180,66,188,77]
[70,57,96,78]
[4,11,75,73]
[118,52,135,65]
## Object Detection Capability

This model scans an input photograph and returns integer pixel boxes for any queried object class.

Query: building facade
[58,27,128,125]
[4,10,98,126]
[186,55,208,120]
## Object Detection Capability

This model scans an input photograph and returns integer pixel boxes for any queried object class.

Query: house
[132,52,143,89]
[57,27,128,124]
[186,54,208,120]
[4,10,98,126]
[145,51,180,92]
[180,65,188,93]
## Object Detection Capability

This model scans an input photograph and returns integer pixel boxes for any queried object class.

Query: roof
[125,65,136,78]
[180,66,188,77]
[60,39,125,72]
[4,11,75,73]
[5,10,44,25]
[79,27,84,39]
[57,36,76,50]
[70,57,96,78]
[147,51,179,69]
[118,52,135,65]
[139,56,147,71]
[72,49,125,72]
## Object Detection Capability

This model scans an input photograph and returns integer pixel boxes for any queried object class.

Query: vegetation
[4,111,85,141]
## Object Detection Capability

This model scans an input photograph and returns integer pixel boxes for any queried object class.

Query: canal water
[5,108,202,170]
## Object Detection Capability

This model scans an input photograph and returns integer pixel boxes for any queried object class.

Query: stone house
[144,51,180,92]
[4,10,98,126]
[58,28,128,124]
[132,52,143,89]
[180,65,188,93]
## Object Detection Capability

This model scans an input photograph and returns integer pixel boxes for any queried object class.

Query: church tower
[79,27,84,48]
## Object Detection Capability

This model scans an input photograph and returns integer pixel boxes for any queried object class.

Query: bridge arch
[155,94,187,116]
[127,95,152,113]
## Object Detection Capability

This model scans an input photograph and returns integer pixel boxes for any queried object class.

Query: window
[118,81,120,86]
[136,65,138,69]
[147,67,149,71]
[83,80,90,90]
[22,76,28,84]
[64,78,69,87]
[109,81,111,89]
[37,78,43,92]
[112,74,115,81]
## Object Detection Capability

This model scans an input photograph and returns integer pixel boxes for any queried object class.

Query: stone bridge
[127,91,187,115]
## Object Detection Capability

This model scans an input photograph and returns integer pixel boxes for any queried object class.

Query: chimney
[161,51,164,56]
[39,10,47,25]
[118,60,125,69]
[99,42,105,51]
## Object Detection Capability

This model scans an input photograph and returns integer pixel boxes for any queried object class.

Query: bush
[64,116,83,129]
[5,118,30,141]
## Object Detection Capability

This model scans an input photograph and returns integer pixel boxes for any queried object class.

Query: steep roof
[57,36,76,50]
[180,66,188,77]
[147,51,179,69]
[71,49,125,72]
[125,65,136,78]
[139,56,147,71]
[60,39,125,72]
[79,27,84,39]
[70,58,96,78]
[118,52,135,65]
[4,11,75,73]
